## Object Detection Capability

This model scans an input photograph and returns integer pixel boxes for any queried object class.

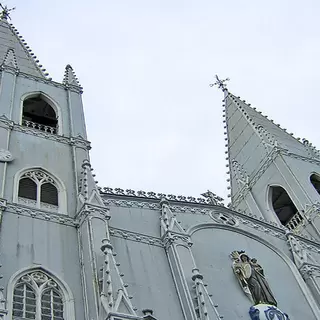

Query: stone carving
[0,148,13,162]
[230,251,277,306]
[101,186,224,206]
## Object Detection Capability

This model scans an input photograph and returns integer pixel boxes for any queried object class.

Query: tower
[0,9,91,320]
[222,77,320,239]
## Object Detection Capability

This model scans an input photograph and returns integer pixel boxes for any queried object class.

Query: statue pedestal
[249,304,290,320]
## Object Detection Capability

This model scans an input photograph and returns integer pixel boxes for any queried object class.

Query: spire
[0,8,50,79]
[214,82,318,200]
[63,64,82,90]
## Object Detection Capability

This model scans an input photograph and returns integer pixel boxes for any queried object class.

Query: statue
[230,251,277,306]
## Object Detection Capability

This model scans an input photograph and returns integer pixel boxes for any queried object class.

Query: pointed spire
[63,64,82,89]
[0,14,51,79]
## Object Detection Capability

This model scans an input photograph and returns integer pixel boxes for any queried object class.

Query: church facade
[0,10,319,320]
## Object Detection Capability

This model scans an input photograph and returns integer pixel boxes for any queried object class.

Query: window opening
[22,95,57,134]
[12,271,65,320]
[310,174,320,195]
[270,186,303,230]
[18,170,59,212]
[18,178,37,201]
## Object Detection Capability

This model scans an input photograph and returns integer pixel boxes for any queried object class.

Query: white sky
[8,0,320,203]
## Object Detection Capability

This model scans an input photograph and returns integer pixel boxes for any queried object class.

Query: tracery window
[12,271,64,320]
[22,95,58,134]
[18,170,59,212]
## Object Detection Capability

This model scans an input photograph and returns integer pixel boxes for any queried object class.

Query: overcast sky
[8,0,320,203]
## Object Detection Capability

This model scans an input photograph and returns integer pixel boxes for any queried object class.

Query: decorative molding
[0,148,13,162]
[76,203,110,225]
[103,198,160,210]
[100,187,224,206]
[299,263,320,280]
[109,227,163,247]
[0,115,13,129]
[1,48,18,73]
[5,202,78,227]
[9,121,91,150]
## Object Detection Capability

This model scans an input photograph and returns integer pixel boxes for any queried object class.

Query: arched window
[12,271,65,320]
[22,94,58,134]
[269,186,303,231]
[17,170,59,212]
[310,174,320,195]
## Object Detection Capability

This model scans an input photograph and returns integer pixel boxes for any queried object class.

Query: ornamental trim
[12,123,91,150]
[100,187,224,206]
[109,227,163,247]
[5,202,78,227]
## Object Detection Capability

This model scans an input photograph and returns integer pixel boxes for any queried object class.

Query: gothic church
[0,8,319,320]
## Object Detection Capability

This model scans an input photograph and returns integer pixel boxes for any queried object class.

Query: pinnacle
[63,64,82,89]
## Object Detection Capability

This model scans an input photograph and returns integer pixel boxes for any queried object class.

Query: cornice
[5,202,78,227]
[100,187,224,206]
[10,122,91,150]
[109,227,163,247]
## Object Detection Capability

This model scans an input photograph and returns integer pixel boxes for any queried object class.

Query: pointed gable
[0,19,48,78]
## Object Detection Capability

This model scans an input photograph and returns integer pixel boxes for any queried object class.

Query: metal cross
[210,75,230,91]
[0,3,15,20]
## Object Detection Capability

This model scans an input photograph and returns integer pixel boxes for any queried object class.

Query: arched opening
[22,95,58,134]
[310,174,320,195]
[269,186,303,230]
[17,169,61,212]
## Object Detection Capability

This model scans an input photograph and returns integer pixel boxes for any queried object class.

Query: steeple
[0,8,50,79]
[215,79,320,237]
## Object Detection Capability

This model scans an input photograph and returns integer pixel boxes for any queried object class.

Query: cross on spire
[0,3,15,20]
[210,75,230,91]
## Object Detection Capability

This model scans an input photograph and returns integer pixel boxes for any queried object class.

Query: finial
[0,3,15,20]
[209,75,230,91]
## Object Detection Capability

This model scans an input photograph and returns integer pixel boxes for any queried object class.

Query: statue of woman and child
[230,250,277,306]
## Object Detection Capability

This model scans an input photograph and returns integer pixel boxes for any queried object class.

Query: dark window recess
[22,96,57,129]
[18,178,37,200]
[41,183,58,206]
[270,186,298,225]
[310,174,320,195]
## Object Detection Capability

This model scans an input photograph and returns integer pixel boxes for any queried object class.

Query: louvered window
[17,170,59,212]
[41,183,58,206]
[12,271,65,320]
[18,178,37,200]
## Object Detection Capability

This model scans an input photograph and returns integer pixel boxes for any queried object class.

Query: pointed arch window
[17,170,59,212]
[310,174,320,195]
[12,271,65,320]
[22,94,58,134]
[269,186,303,231]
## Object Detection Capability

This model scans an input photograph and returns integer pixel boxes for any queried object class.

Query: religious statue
[230,251,277,306]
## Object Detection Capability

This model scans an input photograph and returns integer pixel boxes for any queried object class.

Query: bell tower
[0,7,92,320]
[218,76,320,239]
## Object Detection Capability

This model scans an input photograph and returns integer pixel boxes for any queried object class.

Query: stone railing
[285,211,305,232]
[18,197,59,213]
[22,119,57,134]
